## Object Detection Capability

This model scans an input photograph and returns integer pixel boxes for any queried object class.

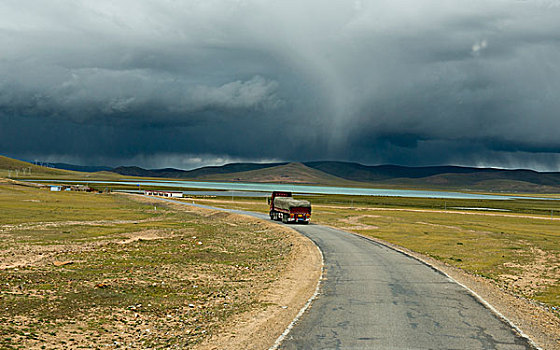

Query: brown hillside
[201,162,357,185]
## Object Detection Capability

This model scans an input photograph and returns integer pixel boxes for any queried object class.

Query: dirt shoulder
[131,196,323,350]
[195,214,321,350]
[349,232,560,350]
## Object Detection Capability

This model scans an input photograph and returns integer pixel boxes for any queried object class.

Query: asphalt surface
[150,197,535,350]
[281,224,534,350]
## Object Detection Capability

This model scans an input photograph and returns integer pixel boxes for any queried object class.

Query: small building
[144,190,183,198]
[50,186,62,192]
[70,185,93,192]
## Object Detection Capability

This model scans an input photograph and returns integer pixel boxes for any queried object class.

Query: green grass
[0,183,292,349]
[0,184,153,225]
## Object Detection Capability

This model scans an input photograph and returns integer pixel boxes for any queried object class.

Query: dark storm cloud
[1,0,560,170]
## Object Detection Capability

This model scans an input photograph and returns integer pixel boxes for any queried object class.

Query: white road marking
[269,244,325,350]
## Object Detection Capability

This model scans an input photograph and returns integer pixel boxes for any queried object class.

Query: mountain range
[3,155,560,193]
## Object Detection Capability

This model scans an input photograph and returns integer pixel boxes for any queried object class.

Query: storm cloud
[1,0,560,170]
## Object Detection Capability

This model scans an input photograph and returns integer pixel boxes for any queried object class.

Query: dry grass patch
[0,184,298,349]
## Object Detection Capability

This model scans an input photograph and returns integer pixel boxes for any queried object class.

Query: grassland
[0,155,129,182]
[0,181,294,349]
[190,194,560,314]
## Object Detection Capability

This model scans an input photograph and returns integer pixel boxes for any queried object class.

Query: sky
[1,0,560,171]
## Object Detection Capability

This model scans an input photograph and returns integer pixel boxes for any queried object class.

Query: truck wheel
[282,214,288,224]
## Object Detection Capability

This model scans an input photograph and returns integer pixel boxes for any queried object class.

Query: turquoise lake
[30,179,558,200]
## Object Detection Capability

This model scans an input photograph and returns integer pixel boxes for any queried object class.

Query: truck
[268,191,311,224]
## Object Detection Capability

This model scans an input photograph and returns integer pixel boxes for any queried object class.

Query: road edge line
[349,230,542,350]
[268,243,324,350]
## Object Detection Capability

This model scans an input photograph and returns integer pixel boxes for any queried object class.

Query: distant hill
[303,161,560,192]
[303,161,560,187]
[113,162,356,186]
[303,161,483,181]
[181,162,287,178]
[201,162,358,186]
[112,163,286,178]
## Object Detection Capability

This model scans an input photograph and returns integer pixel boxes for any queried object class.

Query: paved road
[282,224,534,350]
[150,197,535,349]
